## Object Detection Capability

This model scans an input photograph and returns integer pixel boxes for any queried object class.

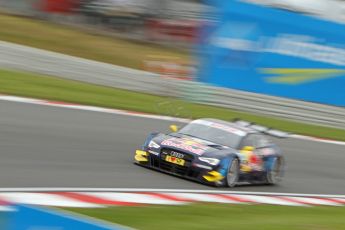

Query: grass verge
[1,69,345,141]
[64,204,345,230]
[0,13,189,69]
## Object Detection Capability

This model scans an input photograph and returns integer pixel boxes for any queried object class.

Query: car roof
[195,118,258,135]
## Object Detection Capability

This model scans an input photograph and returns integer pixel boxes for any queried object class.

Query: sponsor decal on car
[239,149,264,172]
[161,138,209,155]
[165,155,185,166]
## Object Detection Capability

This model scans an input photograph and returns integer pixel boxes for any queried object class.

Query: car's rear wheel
[265,157,283,185]
[226,158,239,187]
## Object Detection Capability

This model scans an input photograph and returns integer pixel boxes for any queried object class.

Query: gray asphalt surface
[1,101,344,194]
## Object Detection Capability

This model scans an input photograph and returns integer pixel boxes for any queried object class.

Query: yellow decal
[240,164,252,173]
[261,68,345,84]
[203,171,224,182]
[135,150,148,162]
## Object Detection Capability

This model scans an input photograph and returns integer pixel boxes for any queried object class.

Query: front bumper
[134,150,224,185]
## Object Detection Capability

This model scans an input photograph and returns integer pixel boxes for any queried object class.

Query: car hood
[151,134,237,158]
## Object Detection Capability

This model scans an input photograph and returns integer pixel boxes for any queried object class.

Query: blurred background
[1,0,344,84]
[0,0,344,48]
[1,0,344,93]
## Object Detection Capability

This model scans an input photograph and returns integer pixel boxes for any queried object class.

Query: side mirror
[241,146,255,151]
[169,125,179,132]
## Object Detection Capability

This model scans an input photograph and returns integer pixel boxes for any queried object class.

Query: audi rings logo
[170,151,184,159]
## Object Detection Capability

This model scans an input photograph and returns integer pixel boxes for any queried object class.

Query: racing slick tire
[225,158,240,188]
[265,156,284,185]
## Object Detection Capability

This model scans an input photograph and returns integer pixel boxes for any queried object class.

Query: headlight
[148,140,160,149]
[198,157,220,166]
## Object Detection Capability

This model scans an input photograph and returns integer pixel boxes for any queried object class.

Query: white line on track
[0,188,343,198]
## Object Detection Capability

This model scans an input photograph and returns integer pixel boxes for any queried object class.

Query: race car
[134,118,286,187]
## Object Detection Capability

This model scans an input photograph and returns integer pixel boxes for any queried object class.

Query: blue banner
[198,0,345,106]
[7,205,125,230]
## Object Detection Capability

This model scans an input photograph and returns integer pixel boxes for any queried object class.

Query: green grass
[0,13,189,69]
[64,204,345,230]
[1,69,345,141]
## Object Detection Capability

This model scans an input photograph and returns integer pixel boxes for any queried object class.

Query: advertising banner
[198,0,345,106]
[7,205,125,230]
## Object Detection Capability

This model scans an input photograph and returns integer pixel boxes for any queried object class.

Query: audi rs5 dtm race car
[134,118,287,187]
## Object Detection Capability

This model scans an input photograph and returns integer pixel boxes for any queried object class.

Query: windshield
[178,122,244,149]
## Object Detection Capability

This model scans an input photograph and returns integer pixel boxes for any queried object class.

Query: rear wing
[233,119,291,138]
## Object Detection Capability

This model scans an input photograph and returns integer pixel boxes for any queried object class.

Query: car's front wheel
[225,158,240,187]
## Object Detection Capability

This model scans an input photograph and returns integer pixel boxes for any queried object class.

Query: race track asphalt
[0,100,344,194]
